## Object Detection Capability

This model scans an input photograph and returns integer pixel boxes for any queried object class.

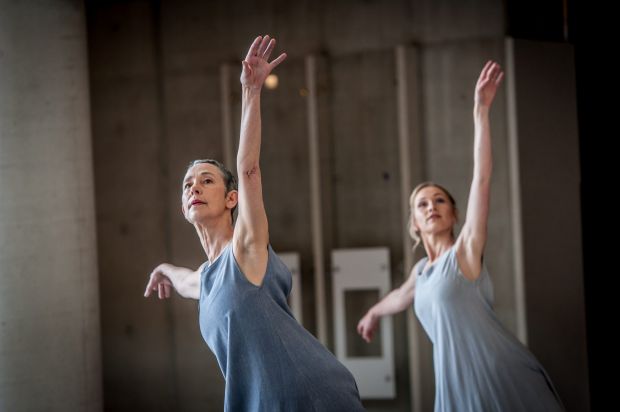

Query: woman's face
[181,163,237,224]
[411,186,456,237]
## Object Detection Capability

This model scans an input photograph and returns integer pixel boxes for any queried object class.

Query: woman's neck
[422,233,454,263]
[194,218,234,263]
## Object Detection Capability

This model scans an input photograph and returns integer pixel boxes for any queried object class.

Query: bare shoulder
[403,259,424,289]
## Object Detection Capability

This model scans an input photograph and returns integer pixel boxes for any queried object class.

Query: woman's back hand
[474,60,504,108]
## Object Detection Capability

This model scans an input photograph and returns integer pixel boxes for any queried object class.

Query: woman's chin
[187,211,206,224]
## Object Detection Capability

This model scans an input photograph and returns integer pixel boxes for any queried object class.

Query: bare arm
[232,35,286,285]
[144,263,203,300]
[456,61,504,280]
[357,263,420,343]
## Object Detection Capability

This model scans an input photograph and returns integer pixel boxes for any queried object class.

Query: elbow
[237,162,261,180]
[473,173,492,187]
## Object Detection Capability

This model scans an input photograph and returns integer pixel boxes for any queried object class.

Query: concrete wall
[508,38,588,411]
[86,1,587,411]
[88,3,223,410]
[0,1,102,411]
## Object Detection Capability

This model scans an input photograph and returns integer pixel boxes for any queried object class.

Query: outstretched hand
[240,35,287,90]
[474,60,504,108]
[357,311,379,343]
[144,264,172,299]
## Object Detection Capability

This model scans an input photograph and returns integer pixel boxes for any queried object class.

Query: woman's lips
[190,200,206,209]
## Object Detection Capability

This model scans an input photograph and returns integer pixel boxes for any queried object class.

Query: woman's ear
[226,190,239,209]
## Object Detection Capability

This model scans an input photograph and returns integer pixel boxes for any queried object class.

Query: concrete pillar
[0,1,102,411]
[506,38,589,411]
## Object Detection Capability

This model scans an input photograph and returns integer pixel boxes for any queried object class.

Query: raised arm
[232,35,286,286]
[456,61,504,280]
[357,263,420,343]
[144,263,203,300]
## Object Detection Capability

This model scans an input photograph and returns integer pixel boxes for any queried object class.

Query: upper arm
[455,229,484,281]
[232,166,270,286]
[462,175,490,247]
[234,165,269,248]
[182,267,202,300]
[457,178,491,281]
[398,262,420,305]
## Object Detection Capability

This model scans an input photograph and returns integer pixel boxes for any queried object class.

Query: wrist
[473,104,490,118]
[242,85,262,97]
[368,308,380,321]
[158,263,172,275]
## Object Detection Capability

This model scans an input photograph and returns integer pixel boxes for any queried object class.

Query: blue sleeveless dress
[199,243,365,412]
[414,244,564,412]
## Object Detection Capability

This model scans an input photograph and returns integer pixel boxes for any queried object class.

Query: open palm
[240,35,287,90]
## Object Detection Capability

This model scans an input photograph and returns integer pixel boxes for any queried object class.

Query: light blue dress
[199,243,365,412]
[414,244,564,412]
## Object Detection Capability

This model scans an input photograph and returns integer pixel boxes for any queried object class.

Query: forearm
[238,87,262,172]
[473,105,493,182]
[368,288,412,319]
[159,264,199,299]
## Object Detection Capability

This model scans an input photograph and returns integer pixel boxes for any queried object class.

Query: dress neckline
[419,243,455,277]
[207,242,232,267]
